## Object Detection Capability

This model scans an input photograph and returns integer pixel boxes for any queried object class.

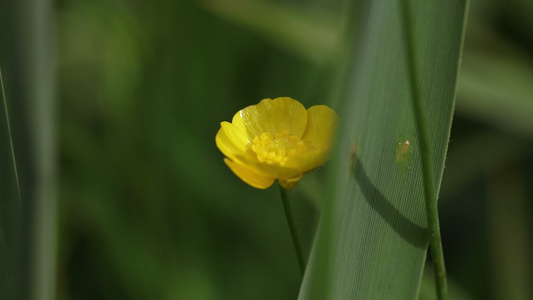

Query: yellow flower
[216,97,338,189]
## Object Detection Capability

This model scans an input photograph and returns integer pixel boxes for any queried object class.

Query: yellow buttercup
[216,97,338,189]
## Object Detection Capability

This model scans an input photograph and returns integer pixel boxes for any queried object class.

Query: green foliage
[300,1,467,298]
[0,1,56,299]
[2,0,533,299]
[0,70,22,300]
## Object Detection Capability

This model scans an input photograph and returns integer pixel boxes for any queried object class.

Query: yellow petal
[215,121,255,164]
[301,105,338,149]
[232,97,308,141]
[251,160,301,180]
[283,105,338,172]
[224,158,275,189]
[283,148,329,173]
[216,122,301,179]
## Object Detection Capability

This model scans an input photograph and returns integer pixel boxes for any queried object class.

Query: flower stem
[400,1,448,299]
[279,185,306,276]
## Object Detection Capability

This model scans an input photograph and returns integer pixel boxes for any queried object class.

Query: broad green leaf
[300,1,468,299]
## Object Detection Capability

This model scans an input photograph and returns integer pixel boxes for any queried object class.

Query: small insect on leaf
[395,139,413,170]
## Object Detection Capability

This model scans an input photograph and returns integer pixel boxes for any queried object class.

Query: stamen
[251,130,308,165]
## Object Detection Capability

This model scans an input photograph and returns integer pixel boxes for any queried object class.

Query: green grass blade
[0,68,23,300]
[0,1,57,299]
[0,69,21,201]
[299,1,468,299]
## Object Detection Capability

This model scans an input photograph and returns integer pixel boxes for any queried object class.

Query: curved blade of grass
[0,1,57,299]
[0,68,23,300]
[299,0,468,299]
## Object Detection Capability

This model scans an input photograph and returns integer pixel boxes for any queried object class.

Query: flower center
[251,131,308,165]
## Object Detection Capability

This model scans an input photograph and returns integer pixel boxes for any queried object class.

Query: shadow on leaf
[352,157,428,249]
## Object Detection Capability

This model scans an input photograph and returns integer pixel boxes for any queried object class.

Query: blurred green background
[2,0,533,299]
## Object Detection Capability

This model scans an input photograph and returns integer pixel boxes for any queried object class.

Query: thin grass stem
[399,1,448,299]
[279,185,306,276]
[0,67,21,203]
